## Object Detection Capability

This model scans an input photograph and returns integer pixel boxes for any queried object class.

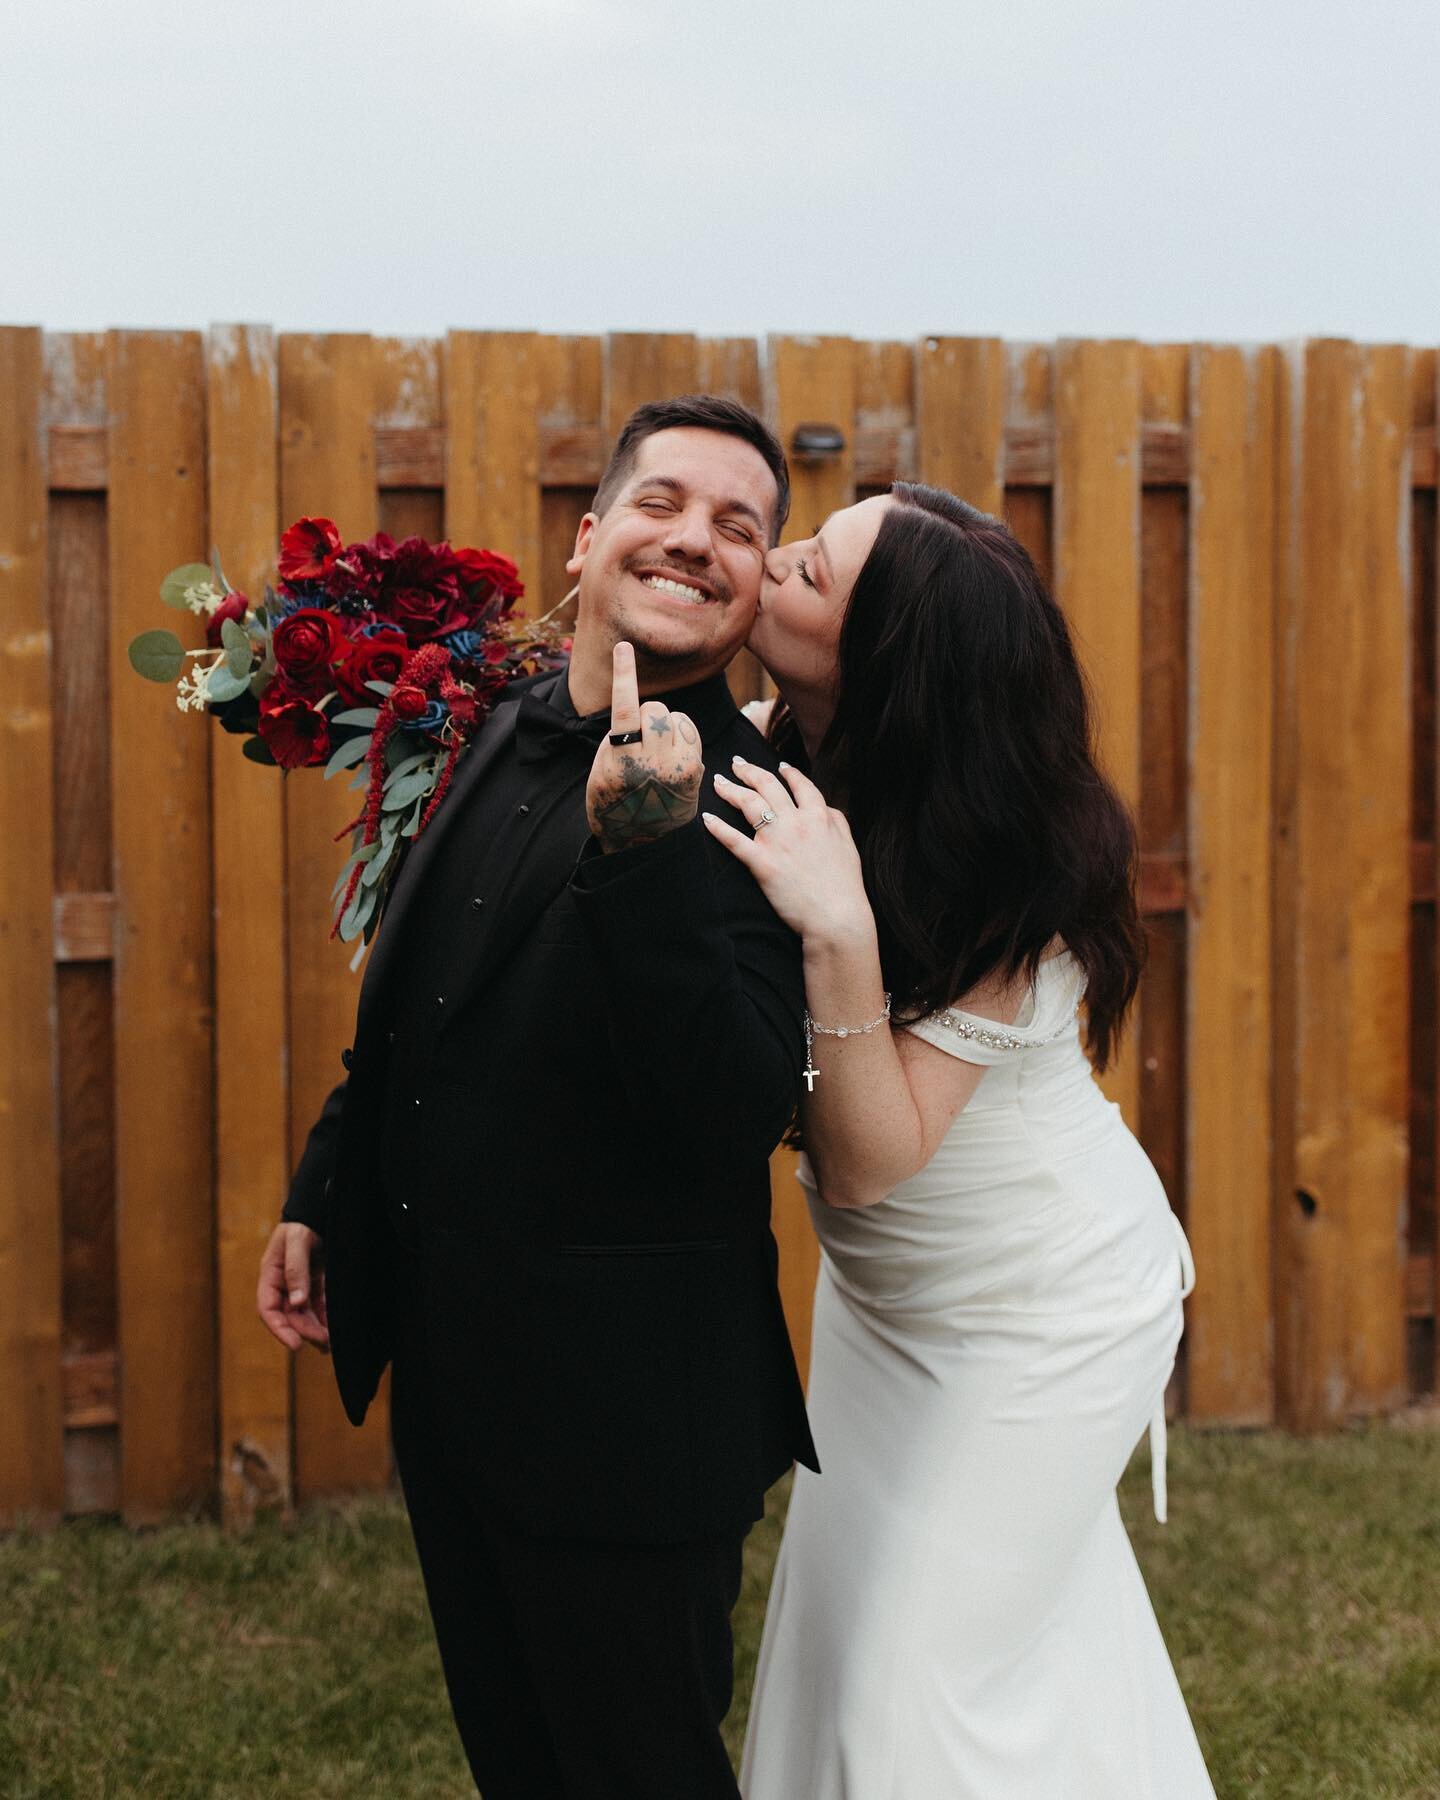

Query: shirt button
[471,897,484,911]
[413,1097,422,1110]
[436,995,445,1007]
[517,803,531,817]
[400,1200,409,1211]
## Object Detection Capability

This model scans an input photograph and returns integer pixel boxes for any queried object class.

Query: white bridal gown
[741,950,1215,1799]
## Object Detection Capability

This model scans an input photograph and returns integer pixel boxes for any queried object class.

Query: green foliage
[220,617,253,680]
[324,734,373,778]
[159,563,217,612]
[127,629,187,682]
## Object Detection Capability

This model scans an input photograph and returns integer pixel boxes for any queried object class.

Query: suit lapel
[355,696,520,1035]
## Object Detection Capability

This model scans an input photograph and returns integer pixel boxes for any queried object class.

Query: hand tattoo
[591,753,701,852]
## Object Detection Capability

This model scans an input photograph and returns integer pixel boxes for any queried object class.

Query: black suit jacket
[283,666,818,1544]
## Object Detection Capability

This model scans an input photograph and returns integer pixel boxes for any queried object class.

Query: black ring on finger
[608,729,644,746]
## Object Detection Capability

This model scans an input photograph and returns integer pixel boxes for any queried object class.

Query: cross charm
[803,1064,818,1092]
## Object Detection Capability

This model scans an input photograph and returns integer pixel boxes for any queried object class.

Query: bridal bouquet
[129,517,568,955]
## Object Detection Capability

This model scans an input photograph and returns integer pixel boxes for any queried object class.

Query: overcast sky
[4,0,1437,345]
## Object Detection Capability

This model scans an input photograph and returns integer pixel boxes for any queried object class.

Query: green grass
[2,1423,1438,1797]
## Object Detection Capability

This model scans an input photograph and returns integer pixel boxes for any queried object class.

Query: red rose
[205,591,250,648]
[272,608,348,692]
[278,517,343,583]
[387,586,468,642]
[257,682,332,768]
[453,546,524,602]
[335,628,411,706]
[390,684,429,721]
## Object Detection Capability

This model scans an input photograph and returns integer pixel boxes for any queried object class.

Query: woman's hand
[703,757,873,943]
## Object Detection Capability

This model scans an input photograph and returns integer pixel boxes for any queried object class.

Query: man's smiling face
[566,426,778,688]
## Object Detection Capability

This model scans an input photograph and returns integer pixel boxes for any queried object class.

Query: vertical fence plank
[107,330,216,1522]
[1139,346,1190,1250]
[765,336,857,1384]
[603,334,700,437]
[45,333,120,1516]
[278,332,392,1497]
[207,326,291,1524]
[1003,343,1055,585]
[445,332,543,611]
[538,337,604,620]
[1348,344,1412,1412]
[0,328,65,1525]
[1274,339,1351,1430]
[917,337,1005,515]
[697,339,762,409]
[1054,339,1143,1124]
[1187,344,1277,1424]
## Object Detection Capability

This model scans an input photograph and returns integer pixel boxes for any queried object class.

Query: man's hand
[257,1222,330,1353]
[585,641,703,852]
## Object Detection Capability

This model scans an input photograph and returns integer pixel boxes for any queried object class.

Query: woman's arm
[703,757,1030,1208]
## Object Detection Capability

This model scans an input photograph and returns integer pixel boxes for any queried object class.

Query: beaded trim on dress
[925,1006,1078,1053]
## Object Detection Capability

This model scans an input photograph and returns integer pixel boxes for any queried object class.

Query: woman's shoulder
[900,940,1082,1064]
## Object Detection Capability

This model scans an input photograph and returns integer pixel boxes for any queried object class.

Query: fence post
[278,332,393,1498]
[1273,340,1411,1429]
[107,330,217,1522]
[208,325,292,1524]
[1186,343,1278,1424]
[1053,339,1143,1128]
[0,327,65,1526]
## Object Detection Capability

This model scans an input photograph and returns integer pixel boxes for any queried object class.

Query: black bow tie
[515,690,610,764]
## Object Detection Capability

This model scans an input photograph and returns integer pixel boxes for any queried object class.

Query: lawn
[2,1422,1438,1797]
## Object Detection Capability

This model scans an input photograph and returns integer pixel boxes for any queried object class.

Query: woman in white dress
[702,485,1214,1798]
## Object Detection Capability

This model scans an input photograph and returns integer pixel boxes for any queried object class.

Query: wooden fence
[0,326,1430,1527]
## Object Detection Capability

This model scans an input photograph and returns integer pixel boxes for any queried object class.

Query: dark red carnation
[278,517,343,583]
[390,684,429,721]
[453,546,524,602]
[205,591,250,648]
[324,532,395,605]
[272,608,348,691]
[335,628,411,706]
[257,682,332,768]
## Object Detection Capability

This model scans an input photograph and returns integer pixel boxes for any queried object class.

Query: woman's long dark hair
[771,483,1144,1070]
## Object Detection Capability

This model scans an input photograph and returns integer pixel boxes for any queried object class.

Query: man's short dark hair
[593,394,791,545]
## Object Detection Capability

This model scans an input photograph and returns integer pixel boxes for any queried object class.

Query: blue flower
[409,699,448,734]
[439,627,488,660]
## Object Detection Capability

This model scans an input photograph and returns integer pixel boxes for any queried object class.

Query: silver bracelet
[802,994,892,1092]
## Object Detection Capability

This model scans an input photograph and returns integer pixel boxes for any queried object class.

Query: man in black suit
[256,395,817,1797]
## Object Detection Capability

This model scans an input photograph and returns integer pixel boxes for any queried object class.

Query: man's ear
[565,511,599,578]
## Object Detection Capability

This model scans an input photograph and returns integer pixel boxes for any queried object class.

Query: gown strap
[1149,1212,1198,1524]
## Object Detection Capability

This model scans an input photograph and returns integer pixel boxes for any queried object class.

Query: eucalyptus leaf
[338,883,378,942]
[160,563,216,612]
[382,753,433,789]
[205,666,249,704]
[402,794,426,837]
[332,706,381,729]
[361,841,398,888]
[330,838,381,901]
[325,733,373,778]
[384,746,429,780]
[382,770,435,812]
[221,618,253,678]
[128,629,187,682]
[365,679,396,697]
[211,546,231,594]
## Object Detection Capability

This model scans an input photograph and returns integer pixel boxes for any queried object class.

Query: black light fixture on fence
[790,422,846,465]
